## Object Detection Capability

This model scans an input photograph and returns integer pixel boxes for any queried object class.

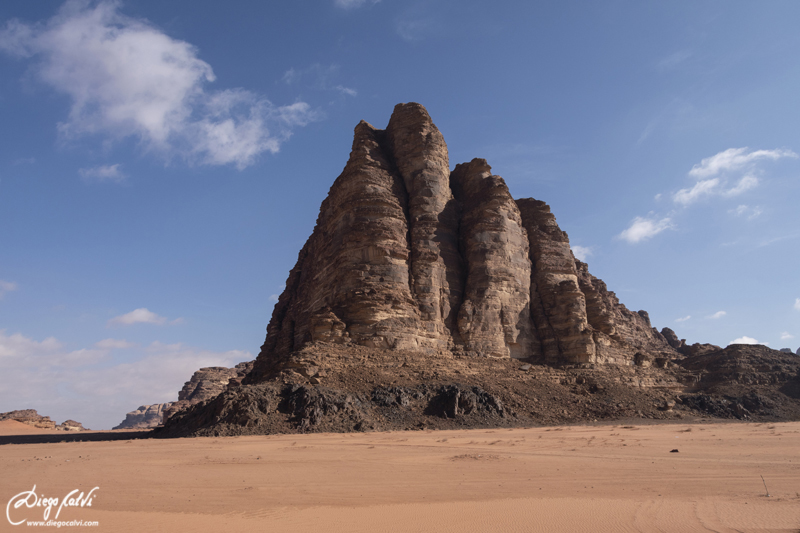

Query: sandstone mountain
[247,103,675,384]
[159,103,800,437]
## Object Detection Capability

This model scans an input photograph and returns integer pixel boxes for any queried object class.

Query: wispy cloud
[94,338,136,349]
[79,163,125,183]
[675,315,691,323]
[0,280,18,299]
[107,308,181,327]
[795,298,800,311]
[730,335,767,346]
[0,1,317,169]
[673,177,720,205]
[334,0,379,9]
[657,50,692,72]
[706,311,726,319]
[282,64,357,98]
[688,147,797,179]
[729,204,762,220]
[268,294,280,302]
[781,332,795,340]
[618,216,674,244]
[571,245,592,262]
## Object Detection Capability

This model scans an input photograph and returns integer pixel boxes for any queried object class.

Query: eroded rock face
[163,362,253,421]
[247,102,678,383]
[0,409,56,429]
[114,403,174,430]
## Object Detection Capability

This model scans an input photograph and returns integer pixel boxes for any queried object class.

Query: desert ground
[1,419,799,532]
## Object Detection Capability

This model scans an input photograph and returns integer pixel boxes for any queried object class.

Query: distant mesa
[113,403,174,430]
[0,409,87,431]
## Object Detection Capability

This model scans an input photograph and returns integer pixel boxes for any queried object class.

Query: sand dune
[2,422,798,532]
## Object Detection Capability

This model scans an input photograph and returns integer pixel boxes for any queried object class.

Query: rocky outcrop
[451,159,535,359]
[247,102,677,383]
[57,420,85,431]
[0,410,87,430]
[163,362,253,421]
[114,403,174,430]
[0,409,56,429]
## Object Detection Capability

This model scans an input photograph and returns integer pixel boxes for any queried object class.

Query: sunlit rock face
[248,103,677,383]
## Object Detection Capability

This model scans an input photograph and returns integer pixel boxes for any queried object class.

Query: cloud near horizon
[0,330,249,429]
[730,336,767,346]
[108,308,180,327]
[0,1,318,169]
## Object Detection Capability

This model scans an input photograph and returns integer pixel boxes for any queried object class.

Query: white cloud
[706,311,726,319]
[571,245,592,262]
[0,330,250,429]
[618,216,674,244]
[334,85,357,97]
[730,336,768,346]
[729,204,762,220]
[795,298,800,311]
[688,147,797,179]
[268,294,280,302]
[0,280,18,299]
[79,163,125,183]
[94,338,135,349]
[673,177,720,205]
[396,18,434,42]
[675,315,691,323]
[781,332,795,340]
[334,0,379,8]
[0,1,317,169]
[282,64,356,98]
[723,175,759,197]
[657,50,692,72]
[108,308,178,326]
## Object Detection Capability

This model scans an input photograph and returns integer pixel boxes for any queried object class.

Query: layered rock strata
[163,362,253,421]
[247,103,677,383]
[114,403,175,430]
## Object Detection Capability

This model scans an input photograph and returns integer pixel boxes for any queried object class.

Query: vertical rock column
[517,198,596,364]
[450,159,538,358]
[386,103,463,348]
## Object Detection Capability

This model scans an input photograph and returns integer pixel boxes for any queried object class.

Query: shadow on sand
[0,430,153,445]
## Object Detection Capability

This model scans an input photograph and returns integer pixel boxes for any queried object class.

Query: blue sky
[1,0,799,429]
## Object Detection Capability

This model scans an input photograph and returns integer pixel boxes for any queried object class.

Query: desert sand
[1,420,799,532]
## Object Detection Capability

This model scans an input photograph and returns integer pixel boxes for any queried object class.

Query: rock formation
[0,409,87,430]
[247,102,677,383]
[0,409,56,429]
[158,103,800,438]
[114,403,174,430]
[163,362,253,421]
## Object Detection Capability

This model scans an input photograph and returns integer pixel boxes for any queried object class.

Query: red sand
[2,421,798,532]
